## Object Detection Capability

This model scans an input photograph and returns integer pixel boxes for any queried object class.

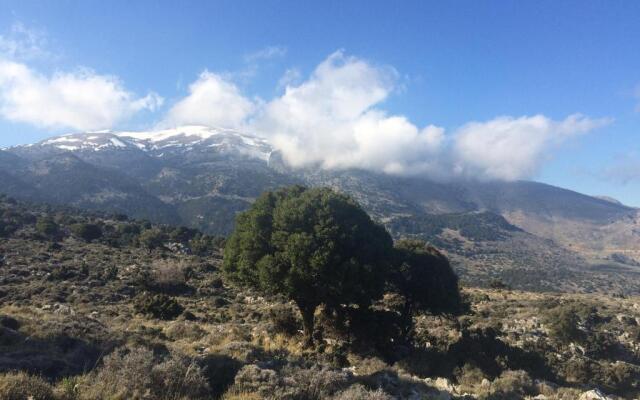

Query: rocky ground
[1,196,640,399]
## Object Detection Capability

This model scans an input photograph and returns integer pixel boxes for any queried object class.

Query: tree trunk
[297,302,317,347]
[401,299,414,342]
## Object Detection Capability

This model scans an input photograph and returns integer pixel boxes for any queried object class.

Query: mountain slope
[2,126,639,292]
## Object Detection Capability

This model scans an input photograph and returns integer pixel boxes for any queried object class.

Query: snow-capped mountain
[9,126,274,163]
[1,125,639,293]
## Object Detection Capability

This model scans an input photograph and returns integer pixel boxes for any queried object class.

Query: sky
[0,1,638,206]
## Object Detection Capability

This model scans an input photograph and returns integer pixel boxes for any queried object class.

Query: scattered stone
[579,389,611,400]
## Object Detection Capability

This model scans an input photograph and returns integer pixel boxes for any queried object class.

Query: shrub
[139,228,166,250]
[80,346,210,400]
[231,364,351,400]
[148,259,190,291]
[484,370,535,399]
[0,315,19,330]
[489,279,509,290]
[392,239,463,340]
[455,363,489,393]
[0,371,55,400]
[331,384,393,400]
[134,292,184,320]
[190,234,224,256]
[545,305,585,345]
[200,354,243,397]
[70,223,102,242]
[268,304,301,336]
[151,354,210,399]
[36,216,60,239]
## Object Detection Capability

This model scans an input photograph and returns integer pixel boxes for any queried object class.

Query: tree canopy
[70,223,103,242]
[223,186,394,344]
[392,239,463,338]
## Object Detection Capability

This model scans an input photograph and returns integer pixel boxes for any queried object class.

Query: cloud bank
[166,50,609,181]
[0,31,610,182]
[452,114,610,180]
[161,71,255,129]
[0,60,162,131]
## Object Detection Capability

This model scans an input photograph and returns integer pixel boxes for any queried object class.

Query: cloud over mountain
[248,52,608,180]
[0,59,162,131]
[0,37,610,181]
[161,71,255,129]
[453,114,611,180]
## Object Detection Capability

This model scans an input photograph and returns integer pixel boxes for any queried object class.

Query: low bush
[230,364,351,400]
[0,371,55,400]
[331,384,393,400]
[79,346,210,400]
[70,223,103,242]
[134,292,184,320]
[148,259,191,292]
[484,370,535,399]
[268,304,301,336]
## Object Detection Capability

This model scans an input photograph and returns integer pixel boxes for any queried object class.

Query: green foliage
[169,226,198,243]
[36,216,59,238]
[389,212,521,242]
[138,228,166,250]
[545,305,585,345]
[223,186,394,343]
[70,223,103,242]
[190,234,224,256]
[134,292,184,320]
[392,239,463,339]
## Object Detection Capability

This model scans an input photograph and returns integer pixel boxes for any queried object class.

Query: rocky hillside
[0,195,639,399]
[1,126,639,292]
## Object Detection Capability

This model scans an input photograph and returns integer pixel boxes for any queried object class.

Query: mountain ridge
[2,126,639,292]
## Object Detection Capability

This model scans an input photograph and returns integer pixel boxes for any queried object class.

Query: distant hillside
[2,126,639,287]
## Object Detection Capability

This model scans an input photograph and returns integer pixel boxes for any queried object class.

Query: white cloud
[255,51,434,173]
[277,68,301,90]
[251,51,608,180]
[0,59,162,131]
[452,114,611,180]
[0,22,50,60]
[244,46,287,62]
[164,50,609,181]
[161,71,255,128]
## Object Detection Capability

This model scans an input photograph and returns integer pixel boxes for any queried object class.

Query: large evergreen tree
[223,186,394,345]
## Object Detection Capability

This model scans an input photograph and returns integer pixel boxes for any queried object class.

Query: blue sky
[0,1,638,205]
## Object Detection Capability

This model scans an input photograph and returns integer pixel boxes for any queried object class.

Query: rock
[579,389,611,400]
[480,378,491,389]
[433,377,456,392]
[53,304,76,315]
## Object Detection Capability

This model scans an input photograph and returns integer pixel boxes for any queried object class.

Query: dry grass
[0,371,56,400]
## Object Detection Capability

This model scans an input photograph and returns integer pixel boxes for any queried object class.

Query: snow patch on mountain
[13,125,273,161]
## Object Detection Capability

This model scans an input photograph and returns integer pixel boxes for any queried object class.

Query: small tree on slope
[223,186,394,345]
[392,239,463,340]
